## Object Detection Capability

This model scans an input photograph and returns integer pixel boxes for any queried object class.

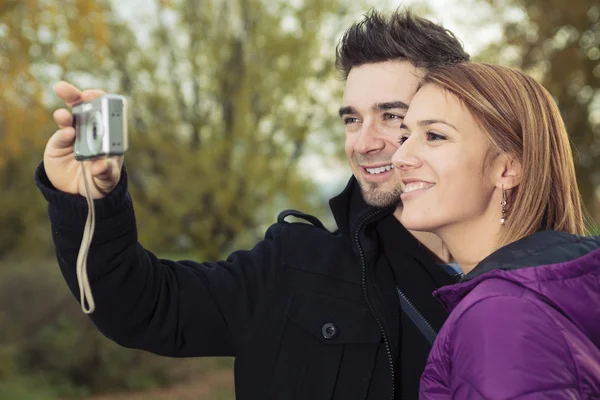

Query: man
[36,10,469,399]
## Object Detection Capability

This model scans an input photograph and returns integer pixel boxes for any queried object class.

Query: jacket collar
[435,231,600,313]
[329,176,395,245]
[463,230,600,281]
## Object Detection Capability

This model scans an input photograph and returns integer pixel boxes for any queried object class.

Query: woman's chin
[398,213,440,233]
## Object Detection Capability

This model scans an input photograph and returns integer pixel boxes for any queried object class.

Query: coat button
[322,322,339,340]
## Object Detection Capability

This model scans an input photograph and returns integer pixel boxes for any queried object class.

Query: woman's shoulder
[441,247,600,343]
[441,276,598,364]
[429,278,600,399]
[446,277,539,325]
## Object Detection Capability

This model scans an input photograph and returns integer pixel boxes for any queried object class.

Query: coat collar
[434,231,600,342]
[328,176,394,245]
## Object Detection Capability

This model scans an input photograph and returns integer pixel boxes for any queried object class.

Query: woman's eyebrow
[401,118,459,131]
[417,119,458,131]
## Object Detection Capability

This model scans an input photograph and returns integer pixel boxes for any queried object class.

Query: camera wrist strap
[76,161,96,314]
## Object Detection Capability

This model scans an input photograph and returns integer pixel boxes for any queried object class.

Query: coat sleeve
[449,295,581,399]
[36,162,284,358]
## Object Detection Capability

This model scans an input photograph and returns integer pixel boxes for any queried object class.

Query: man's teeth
[366,165,395,174]
[404,182,434,193]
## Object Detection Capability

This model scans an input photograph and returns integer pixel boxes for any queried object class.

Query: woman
[392,62,600,399]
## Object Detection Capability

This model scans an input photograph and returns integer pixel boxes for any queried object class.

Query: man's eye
[344,117,359,125]
[384,113,403,120]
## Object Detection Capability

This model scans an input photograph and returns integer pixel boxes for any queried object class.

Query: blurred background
[0,0,598,398]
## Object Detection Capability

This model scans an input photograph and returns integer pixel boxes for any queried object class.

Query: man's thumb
[48,127,76,150]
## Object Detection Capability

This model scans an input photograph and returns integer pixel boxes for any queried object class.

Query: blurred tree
[92,0,350,259]
[0,0,354,260]
[0,0,111,258]
[478,0,600,223]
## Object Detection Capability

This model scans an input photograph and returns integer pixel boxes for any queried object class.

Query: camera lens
[86,112,104,154]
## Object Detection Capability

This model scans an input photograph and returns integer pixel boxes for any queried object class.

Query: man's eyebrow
[401,119,459,131]
[373,101,409,112]
[338,106,356,118]
[338,101,409,118]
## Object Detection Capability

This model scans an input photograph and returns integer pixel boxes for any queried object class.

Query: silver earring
[500,185,507,225]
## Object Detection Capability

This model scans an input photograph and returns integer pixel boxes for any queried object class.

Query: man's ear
[495,155,522,190]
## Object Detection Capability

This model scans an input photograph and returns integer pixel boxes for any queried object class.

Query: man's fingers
[91,158,110,177]
[53,81,106,109]
[54,81,83,109]
[47,127,75,151]
[53,108,73,129]
[90,158,122,196]
[91,157,121,180]
[81,89,106,102]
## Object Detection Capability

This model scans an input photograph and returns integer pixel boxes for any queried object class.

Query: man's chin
[359,185,402,208]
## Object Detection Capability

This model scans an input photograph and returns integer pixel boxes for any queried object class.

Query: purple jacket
[420,231,600,399]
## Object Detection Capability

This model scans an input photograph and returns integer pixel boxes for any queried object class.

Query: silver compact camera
[73,94,128,161]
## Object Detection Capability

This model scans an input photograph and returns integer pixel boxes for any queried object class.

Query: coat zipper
[396,286,438,346]
[355,210,395,400]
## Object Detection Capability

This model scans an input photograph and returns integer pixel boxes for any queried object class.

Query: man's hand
[44,81,123,199]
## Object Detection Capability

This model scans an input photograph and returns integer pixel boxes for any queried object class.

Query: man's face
[341,61,425,207]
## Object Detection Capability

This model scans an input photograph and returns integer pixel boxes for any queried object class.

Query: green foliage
[0,259,222,397]
[0,376,60,400]
[0,0,354,261]
[0,0,110,164]
[91,0,352,259]
[0,0,114,259]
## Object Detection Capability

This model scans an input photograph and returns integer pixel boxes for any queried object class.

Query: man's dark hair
[335,9,470,79]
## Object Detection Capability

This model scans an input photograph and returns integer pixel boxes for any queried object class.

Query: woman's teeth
[403,182,434,193]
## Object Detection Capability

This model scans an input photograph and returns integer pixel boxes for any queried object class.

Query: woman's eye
[397,135,409,145]
[426,131,446,141]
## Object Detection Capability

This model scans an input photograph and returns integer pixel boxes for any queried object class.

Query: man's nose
[353,122,386,155]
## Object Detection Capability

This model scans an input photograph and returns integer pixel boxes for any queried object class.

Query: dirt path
[87,369,234,400]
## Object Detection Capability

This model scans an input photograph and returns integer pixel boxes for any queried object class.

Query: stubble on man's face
[357,168,403,208]
[351,151,403,207]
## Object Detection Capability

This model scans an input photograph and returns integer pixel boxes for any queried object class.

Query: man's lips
[362,164,395,175]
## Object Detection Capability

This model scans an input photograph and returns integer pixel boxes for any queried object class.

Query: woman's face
[391,84,502,234]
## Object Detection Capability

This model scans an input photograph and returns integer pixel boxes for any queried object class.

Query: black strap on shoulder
[397,286,437,346]
[277,209,328,231]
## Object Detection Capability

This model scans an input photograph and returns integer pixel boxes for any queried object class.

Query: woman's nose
[392,142,422,171]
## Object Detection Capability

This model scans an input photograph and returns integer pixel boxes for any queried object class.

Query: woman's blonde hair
[423,62,585,246]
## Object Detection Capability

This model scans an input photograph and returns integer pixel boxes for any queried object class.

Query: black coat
[36,163,455,399]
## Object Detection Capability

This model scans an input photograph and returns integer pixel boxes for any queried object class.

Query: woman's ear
[495,155,522,190]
